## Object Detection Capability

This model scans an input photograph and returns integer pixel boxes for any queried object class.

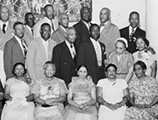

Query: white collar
[82,20,90,29]
[60,25,66,32]
[0,20,9,29]
[129,25,137,32]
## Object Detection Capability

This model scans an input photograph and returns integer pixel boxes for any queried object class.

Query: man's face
[81,8,91,23]
[45,6,54,20]
[40,25,51,41]
[67,29,76,44]
[129,13,139,28]
[60,14,69,28]
[90,25,100,40]
[0,6,9,22]
[14,24,25,39]
[100,8,109,23]
[26,14,35,28]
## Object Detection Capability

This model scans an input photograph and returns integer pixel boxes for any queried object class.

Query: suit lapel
[13,37,24,56]
[38,38,47,61]
[58,26,66,41]
[100,22,111,38]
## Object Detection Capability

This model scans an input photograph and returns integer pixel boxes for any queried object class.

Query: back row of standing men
[0,4,146,86]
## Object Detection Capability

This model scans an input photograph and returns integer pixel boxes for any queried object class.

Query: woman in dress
[133,36,157,77]
[124,61,158,120]
[32,61,68,120]
[97,63,129,120]
[66,65,97,120]
[107,37,134,80]
[1,62,34,120]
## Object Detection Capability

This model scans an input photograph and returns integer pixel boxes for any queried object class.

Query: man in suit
[77,24,106,84]
[98,7,120,54]
[73,7,92,52]
[26,23,56,82]
[0,6,13,86]
[120,11,146,54]
[4,22,28,80]
[52,27,77,85]
[34,4,58,39]
[23,12,35,45]
[51,13,69,44]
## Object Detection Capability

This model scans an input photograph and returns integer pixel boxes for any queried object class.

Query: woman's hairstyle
[105,63,117,72]
[136,36,149,47]
[133,60,147,71]
[115,37,128,48]
[77,65,88,72]
[43,61,56,71]
[12,62,27,76]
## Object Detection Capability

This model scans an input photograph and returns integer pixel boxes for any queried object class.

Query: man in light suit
[4,22,27,80]
[23,12,35,45]
[0,6,13,86]
[98,7,120,54]
[26,23,57,82]
[73,7,92,52]
[120,11,146,54]
[51,13,69,44]
[52,27,77,85]
[77,24,106,84]
[34,4,58,39]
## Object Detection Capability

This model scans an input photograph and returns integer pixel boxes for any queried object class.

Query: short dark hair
[13,22,23,30]
[105,63,117,72]
[41,23,51,30]
[136,36,149,47]
[133,60,147,71]
[129,11,140,19]
[43,4,53,13]
[12,62,27,76]
[25,12,34,20]
[89,23,100,32]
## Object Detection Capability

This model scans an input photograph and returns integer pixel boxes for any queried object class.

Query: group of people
[0,2,158,120]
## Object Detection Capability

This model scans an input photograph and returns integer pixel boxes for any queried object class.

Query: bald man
[98,7,120,54]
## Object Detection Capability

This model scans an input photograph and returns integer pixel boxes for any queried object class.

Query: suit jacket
[120,26,146,54]
[99,22,120,54]
[51,26,66,44]
[23,25,34,45]
[73,20,90,52]
[0,20,13,50]
[77,40,106,84]
[4,37,25,80]
[26,37,57,82]
[34,16,59,39]
[52,41,77,85]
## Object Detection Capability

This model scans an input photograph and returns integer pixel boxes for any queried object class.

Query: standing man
[34,4,58,39]
[23,12,35,45]
[51,13,69,44]
[77,24,106,84]
[52,27,77,85]
[4,22,28,80]
[73,7,92,52]
[0,6,13,86]
[120,11,146,54]
[26,23,57,82]
[98,7,120,54]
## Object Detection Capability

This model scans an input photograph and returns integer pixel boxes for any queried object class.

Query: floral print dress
[124,76,158,120]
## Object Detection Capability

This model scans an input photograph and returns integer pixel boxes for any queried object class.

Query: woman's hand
[45,98,54,105]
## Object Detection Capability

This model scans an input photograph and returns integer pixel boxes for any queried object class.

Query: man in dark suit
[73,7,92,52]
[120,11,146,54]
[77,24,106,84]
[4,22,28,80]
[52,27,77,85]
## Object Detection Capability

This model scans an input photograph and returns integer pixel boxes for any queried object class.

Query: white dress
[1,78,34,120]
[97,78,128,120]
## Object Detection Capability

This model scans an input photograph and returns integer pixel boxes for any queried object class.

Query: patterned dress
[124,76,158,120]
[66,76,97,120]
[32,77,68,120]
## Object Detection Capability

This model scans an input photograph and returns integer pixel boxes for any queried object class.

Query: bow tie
[100,23,105,27]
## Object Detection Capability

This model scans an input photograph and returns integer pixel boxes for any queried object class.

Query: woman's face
[115,41,125,55]
[134,64,146,78]
[107,66,116,79]
[77,66,88,79]
[14,64,25,77]
[44,64,56,78]
[136,38,146,51]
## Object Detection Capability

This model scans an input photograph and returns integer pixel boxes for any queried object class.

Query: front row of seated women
[1,60,158,120]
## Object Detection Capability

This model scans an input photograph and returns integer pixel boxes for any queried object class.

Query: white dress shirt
[100,21,109,32]
[65,40,76,59]
[82,20,91,30]
[42,39,49,60]
[129,26,137,35]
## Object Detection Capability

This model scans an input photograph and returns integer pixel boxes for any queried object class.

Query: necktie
[129,27,135,41]
[70,44,76,58]
[21,39,28,57]
[2,24,6,33]
[95,42,102,66]
[50,20,54,31]
[31,28,34,35]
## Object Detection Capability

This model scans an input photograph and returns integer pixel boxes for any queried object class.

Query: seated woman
[107,37,134,80]
[66,65,97,120]
[133,36,157,78]
[97,64,129,120]
[1,62,34,120]
[124,61,158,120]
[32,61,68,120]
